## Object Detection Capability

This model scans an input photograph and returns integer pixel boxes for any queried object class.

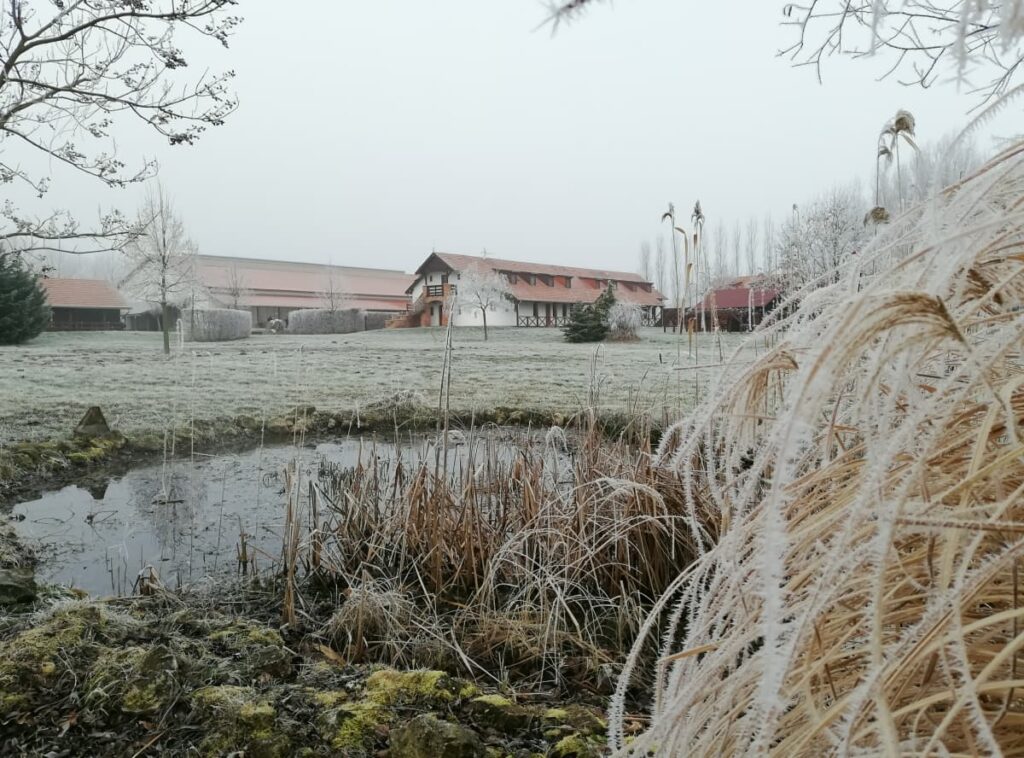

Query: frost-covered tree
[881,132,982,209]
[745,217,759,275]
[606,302,641,341]
[712,220,728,280]
[731,220,742,278]
[0,1,240,258]
[762,214,776,275]
[0,248,50,344]
[224,264,251,310]
[637,241,651,281]
[121,184,197,354]
[782,2,1024,109]
[654,235,667,295]
[457,266,511,340]
[319,264,347,313]
[777,185,865,293]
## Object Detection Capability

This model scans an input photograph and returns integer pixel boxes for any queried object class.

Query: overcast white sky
[38,1,1008,275]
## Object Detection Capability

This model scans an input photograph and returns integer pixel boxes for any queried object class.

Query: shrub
[0,255,50,345]
[181,308,251,342]
[605,303,641,341]
[563,284,617,343]
[287,308,367,335]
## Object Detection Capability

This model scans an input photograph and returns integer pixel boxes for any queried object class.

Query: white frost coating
[612,142,1024,754]
[181,308,251,342]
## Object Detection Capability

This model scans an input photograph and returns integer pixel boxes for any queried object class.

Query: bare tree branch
[0,1,240,256]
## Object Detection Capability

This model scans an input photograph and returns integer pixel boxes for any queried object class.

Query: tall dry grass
[286,419,711,689]
[610,144,1024,754]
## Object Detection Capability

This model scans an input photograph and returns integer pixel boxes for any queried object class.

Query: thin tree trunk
[482,308,488,340]
[161,300,171,354]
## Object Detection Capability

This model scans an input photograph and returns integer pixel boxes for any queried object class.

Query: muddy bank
[1,402,657,507]
[0,594,623,757]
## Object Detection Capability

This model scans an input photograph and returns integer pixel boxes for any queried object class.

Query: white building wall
[450,297,518,327]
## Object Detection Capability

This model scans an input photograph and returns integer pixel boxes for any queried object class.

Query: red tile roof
[195,255,413,311]
[702,285,780,310]
[414,252,664,307]
[424,252,651,283]
[40,278,128,309]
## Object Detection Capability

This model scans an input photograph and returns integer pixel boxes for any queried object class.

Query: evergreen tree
[0,254,51,345]
[563,284,616,343]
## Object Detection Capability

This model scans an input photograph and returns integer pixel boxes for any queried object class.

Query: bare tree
[0,1,240,258]
[224,264,251,310]
[319,264,347,313]
[457,265,511,340]
[731,220,742,278]
[654,236,667,295]
[745,217,759,275]
[712,220,728,281]
[762,214,776,274]
[121,184,197,354]
[638,241,652,281]
[782,2,1024,110]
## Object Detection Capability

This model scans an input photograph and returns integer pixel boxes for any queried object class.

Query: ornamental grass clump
[609,142,1024,755]
[605,303,641,342]
[287,308,367,335]
[181,308,251,342]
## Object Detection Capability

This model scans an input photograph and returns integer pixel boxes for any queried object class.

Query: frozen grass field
[0,327,752,443]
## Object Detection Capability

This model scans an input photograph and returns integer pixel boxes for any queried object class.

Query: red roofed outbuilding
[685,275,781,332]
[39,278,129,331]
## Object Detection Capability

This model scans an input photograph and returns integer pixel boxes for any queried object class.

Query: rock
[466,694,538,733]
[390,714,485,758]
[0,567,37,605]
[74,406,111,438]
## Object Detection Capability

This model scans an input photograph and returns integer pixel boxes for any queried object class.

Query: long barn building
[397,252,663,328]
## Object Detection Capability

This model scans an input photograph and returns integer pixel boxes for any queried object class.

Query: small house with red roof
[397,252,664,328]
[40,278,129,331]
[686,275,781,332]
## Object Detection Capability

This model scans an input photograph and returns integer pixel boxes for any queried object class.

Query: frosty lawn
[0,328,749,444]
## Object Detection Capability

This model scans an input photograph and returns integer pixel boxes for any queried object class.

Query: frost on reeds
[611,143,1024,754]
[305,421,711,688]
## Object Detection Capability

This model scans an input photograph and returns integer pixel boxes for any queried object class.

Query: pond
[11,430,546,596]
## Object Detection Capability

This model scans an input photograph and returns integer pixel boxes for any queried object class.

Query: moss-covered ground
[0,596,615,757]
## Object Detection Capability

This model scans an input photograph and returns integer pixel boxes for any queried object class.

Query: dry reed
[284,419,709,690]
[610,143,1024,754]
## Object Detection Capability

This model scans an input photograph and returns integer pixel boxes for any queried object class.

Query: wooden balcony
[419,283,456,303]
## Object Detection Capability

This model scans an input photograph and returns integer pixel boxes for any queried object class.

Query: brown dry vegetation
[611,143,1024,755]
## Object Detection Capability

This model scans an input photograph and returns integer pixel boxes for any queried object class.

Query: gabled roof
[410,252,664,306]
[415,252,650,284]
[40,278,128,310]
[702,284,780,310]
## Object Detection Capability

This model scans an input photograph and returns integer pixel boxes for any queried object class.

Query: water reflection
[12,433,540,596]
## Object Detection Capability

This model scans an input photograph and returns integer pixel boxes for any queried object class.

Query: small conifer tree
[563,284,616,343]
[0,254,51,345]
